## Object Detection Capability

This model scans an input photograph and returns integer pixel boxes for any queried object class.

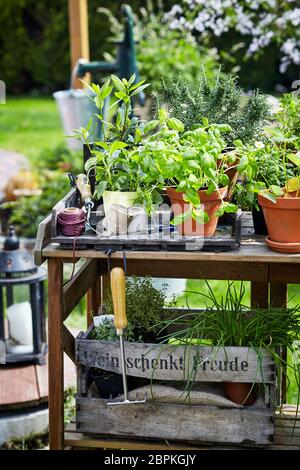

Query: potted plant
[138,112,238,236]
[155,281,300,406]
[258,93,300,250]
[237,92,300,248]
[74,74,162,218]
[234,140,296,235]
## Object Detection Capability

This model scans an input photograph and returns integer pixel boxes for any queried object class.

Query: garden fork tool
[108,267,146,405]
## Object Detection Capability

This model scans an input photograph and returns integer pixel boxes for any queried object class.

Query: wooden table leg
[270,282,288,404]
[48,258,64,450]
[250,281,269,309]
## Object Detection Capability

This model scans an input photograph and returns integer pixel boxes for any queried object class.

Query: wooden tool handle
[110,267,127,333]
[76,174,92,201]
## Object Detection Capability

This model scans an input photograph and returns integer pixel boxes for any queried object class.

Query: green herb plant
[96,277,175,343]
[236,93,300,208]
[157,67,270,145]
[138,111,239,224]
[74,74,163,212]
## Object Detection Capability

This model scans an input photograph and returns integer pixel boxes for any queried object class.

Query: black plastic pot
[252,206,268,235]
[90,369,148,399]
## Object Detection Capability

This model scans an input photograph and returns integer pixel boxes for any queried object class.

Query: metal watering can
[54,4,145,151]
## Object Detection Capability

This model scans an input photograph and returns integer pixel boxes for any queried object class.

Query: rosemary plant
[157,68,270,145]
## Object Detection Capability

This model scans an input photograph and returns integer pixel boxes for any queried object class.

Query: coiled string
[58,207,86,282]
[57,207,86,236]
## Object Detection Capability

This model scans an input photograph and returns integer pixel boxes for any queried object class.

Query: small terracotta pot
[224,382,256,406]
[258,193,300,244]
[167,186,228,237]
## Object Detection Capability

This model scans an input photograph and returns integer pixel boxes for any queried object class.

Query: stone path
[0,149,29,195]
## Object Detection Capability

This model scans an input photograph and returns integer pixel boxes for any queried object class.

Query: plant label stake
[108,267,146,406]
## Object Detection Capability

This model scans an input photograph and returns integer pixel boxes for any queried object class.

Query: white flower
[254,141,265,149]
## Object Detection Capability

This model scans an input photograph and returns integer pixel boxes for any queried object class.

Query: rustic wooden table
[35,213,300,450]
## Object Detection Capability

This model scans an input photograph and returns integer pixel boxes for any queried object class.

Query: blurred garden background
[0,1,300,448]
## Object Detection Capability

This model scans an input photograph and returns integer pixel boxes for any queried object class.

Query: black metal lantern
[0,227,47,365]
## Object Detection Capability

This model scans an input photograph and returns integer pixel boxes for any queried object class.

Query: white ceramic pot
[103,190,138,214]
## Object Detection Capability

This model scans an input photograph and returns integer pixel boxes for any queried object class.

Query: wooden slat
[63,259,99,320]
[76,397,273,446]
[76,341,274,383]
[270,283,288,403]
[63,325,76,364]
[34,213,52,266]
[269,264,300,283]
[41,241,300,264]
[102,259,269,282]
[48,258,64,450]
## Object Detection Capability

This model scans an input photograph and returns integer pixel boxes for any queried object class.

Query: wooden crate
[75,325,276,447]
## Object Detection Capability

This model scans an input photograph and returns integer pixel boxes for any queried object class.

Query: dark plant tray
[51,189,241,253]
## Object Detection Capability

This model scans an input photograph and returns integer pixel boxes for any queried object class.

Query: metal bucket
[53,89,104,151]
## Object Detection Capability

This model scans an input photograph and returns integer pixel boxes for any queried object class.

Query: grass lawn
[0,96,65,164]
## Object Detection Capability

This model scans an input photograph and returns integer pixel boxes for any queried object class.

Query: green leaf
[166,117,184,132]
[287,152,300,167]
[131,83,150,97]
[94,180,108,200]
[260,191,277,204]
[111,75,126,92]
[176,180,188,192]
[84,157,97,173]
[109,141,128,155]
[219,173,229,187]
[237,155,249,172]
[171,210,191,226]
[129,79,146,91]
[200,153,215,170]
[127,73,136,87]
[215,202,237,217]
[115,91,128,101]
[269,185,284,197]
[184,188,200,207]
[216,124,232,133]
[101,84,113,100]
[143,119,160,134]
[194,208,209,224]
[158,108,168,121]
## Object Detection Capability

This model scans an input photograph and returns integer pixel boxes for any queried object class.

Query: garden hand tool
[75,174,94,225]
[108,267,146,405]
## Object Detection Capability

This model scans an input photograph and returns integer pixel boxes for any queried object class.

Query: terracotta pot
[167,186,228,237]
[224,382,256,406]
[258,193,300,244]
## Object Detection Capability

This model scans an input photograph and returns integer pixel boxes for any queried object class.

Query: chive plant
[156,281,300,410]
